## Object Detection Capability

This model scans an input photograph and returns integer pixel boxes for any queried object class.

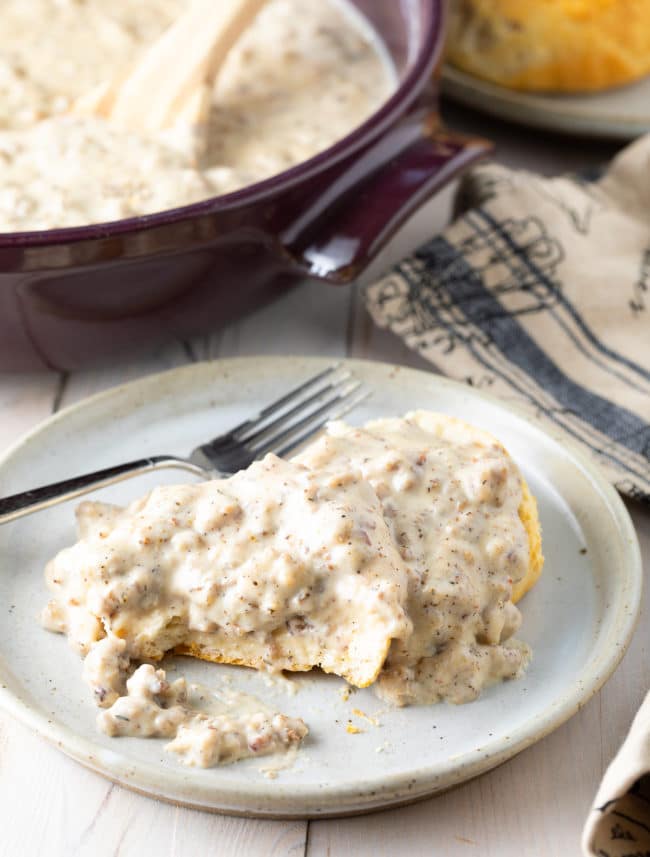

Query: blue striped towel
[365,135,650,502]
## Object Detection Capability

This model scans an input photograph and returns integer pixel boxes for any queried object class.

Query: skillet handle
[281,107,491,284]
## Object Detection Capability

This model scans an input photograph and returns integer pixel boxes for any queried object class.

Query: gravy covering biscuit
[42,411,543,764]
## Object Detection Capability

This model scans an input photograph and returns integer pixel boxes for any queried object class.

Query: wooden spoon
[76,0,268,133]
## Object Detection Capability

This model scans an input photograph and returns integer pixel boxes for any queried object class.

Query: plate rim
[0,356,643,817]
[442,65,650,141]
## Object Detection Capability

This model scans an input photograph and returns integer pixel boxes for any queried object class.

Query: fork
[0,364,369,525]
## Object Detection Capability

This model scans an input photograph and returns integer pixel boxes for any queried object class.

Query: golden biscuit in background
[447,0,650,92]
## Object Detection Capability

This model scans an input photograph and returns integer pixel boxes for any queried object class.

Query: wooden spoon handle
[105,0,268,132]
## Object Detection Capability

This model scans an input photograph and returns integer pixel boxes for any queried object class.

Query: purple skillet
[0,0,489,371]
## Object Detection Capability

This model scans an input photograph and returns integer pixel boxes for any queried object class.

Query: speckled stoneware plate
[0,357,642,817]
[443,66,650,140]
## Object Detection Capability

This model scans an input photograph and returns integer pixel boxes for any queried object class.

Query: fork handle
[0,456,207,525]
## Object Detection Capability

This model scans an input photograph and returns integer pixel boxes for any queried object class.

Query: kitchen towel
[365,134,650,502]
[582,690,650,856]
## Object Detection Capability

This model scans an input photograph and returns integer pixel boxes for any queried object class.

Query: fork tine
[271,388,371,460]
[206,363,342,449]
[236,371,353,446]
[250,379,361,455]
[255,382,370,460]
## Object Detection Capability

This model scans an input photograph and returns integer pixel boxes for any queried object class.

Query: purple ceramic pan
[0,0,489,371]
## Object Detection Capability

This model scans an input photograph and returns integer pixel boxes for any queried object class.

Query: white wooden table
[1,105,648,857]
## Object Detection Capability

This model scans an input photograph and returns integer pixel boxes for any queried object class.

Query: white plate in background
[443,65,650,140]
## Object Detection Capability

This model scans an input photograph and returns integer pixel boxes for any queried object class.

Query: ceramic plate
[443,66,650,140]
[0,357,641,817]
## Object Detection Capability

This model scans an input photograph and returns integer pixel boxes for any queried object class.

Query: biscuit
[448,0,650,92]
